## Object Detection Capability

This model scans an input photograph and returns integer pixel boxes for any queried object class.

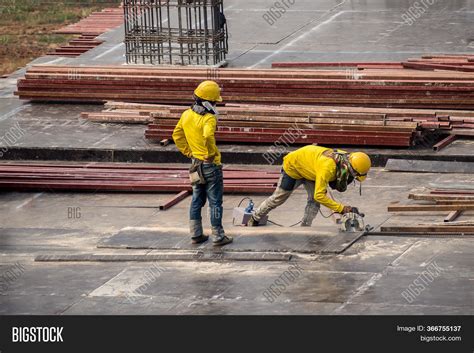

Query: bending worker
[172,80,233,246]
[248,145,371,227]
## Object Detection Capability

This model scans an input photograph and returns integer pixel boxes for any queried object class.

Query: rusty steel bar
[388,204,474,212]
[433,134,457,151]
[444,210,463,222]
[0,163,278,194]
[159,190,190,210]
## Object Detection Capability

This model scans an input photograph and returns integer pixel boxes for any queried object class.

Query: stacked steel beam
[48,35,104,57]
[15,65,474,110]
[144,104,422,147]
[0,163,279,194]
[401,54,474,73]
[79,101,474,147]
[47,7,123,58]
[141,103,472,146]
[81,101,160,124]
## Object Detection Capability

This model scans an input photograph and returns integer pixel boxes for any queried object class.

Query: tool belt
[189,159,206,186]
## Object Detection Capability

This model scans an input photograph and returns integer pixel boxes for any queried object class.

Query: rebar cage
[124,0,228,66]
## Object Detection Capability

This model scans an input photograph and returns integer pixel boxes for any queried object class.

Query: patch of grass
[37,34,71,45]
[0,0,121,76]
[0,34,11,45]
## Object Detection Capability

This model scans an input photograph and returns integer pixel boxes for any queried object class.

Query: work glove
[342,206,360,214]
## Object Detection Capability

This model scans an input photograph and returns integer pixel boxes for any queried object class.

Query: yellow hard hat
[349,152,371,182]
[194,80,222,102]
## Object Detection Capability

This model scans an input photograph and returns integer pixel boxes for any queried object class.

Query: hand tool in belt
[189,159,206,185]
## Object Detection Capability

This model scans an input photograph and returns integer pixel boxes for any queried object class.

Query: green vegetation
[0,0,120,26]
[0,0,121,75]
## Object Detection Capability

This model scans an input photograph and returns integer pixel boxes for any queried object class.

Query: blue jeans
[189,163,224,228]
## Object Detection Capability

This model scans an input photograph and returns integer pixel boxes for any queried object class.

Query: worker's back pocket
[202,164,222,183]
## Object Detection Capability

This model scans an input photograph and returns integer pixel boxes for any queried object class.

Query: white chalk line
[16,193,43,210]
[248,8,347,68]
[93,43,125,60]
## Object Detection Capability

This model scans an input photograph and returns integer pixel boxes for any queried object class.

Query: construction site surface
[0,0,473,315]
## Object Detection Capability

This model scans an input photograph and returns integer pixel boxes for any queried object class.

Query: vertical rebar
[124,0,226,66]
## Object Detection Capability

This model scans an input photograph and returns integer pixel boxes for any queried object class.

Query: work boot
[301,202,320,227]
[190,219,209,244]
[212,226,233,246]
[247,215,260,227]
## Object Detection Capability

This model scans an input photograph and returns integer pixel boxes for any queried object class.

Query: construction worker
[172,80,233,246]
[248,145,371,227]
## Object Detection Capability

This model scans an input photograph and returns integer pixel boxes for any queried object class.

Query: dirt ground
[0,0,121,75]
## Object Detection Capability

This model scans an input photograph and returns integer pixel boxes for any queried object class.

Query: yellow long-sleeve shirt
[172,109,221,165]
[283,145,344,213]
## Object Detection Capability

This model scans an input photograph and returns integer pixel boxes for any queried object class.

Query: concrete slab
[0,263,125,314]
[77,261,374,304]
[63,295,341,315]
[0,1,473,315]
[35,252,292,262]
[385,159,474,173]
[335,303,471,315]
[98,226,363,254]
[1,1,474,164]
[349,273,473,309]
[0,227,97,256]
[311,236,417,273]
[0,294,83,315]
[388,238,474,278]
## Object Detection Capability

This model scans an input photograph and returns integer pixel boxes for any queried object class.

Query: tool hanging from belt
[189,159,206,185]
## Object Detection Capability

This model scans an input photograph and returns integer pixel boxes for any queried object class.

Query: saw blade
[341,213,364,232]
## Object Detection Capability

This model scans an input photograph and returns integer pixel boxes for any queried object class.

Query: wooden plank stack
[145,103,422,147]
[0,162,279,194]
[86,102,474,136]
[143,103,473,146]
[15,64,474,109]
[401,54,474,73]
[79,101,474,147]
[381,188,474,235]
[81,101,161,124]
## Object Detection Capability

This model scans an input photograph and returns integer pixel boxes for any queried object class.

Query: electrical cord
[234,197,337,227]
[267,219,302,227]
[234,172,364,227]
[235,197,303,227]
[237,197,252,208]
[232,197,254,226]
[318,209,337,219]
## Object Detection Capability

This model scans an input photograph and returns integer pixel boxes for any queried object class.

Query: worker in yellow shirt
[172,80,233,246]
[248,145,371,227]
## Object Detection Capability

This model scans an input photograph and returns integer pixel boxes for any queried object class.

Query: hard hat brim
[356,175,367,182]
